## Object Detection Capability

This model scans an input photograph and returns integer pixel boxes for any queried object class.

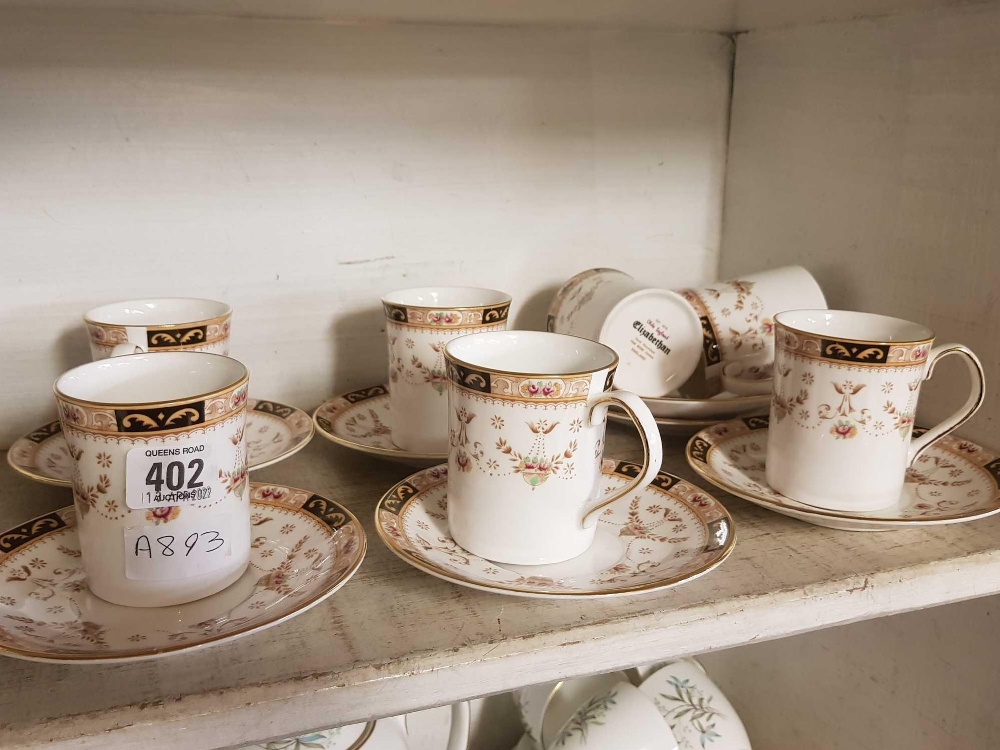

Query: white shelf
[0,0,989,31]
[2,424,1000,749]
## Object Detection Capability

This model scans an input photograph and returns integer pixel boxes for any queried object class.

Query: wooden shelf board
[0,1,994,32]
[2,424,1000,749]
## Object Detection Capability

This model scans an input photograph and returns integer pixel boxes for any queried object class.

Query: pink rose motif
[831,421,857,439]
[455,451,472,473]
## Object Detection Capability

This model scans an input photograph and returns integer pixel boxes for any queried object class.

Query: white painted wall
[701,594,1000,749]
[712,7,1000,749]
[0,9,732,447]
[721,3,1000,444]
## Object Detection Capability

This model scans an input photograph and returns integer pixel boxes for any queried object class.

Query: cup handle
[581,390,663,529]
[110,343,146,357]
[907,344,986,465]
[110,326,148,357]
[445,701,470,750]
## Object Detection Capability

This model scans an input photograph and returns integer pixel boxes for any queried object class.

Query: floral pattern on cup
[640,659,751,750]
[688,416,1000,520]
[8,399,312,488]
[375,460,734,597]
[551,689,618,747]
[450,408,579,487]
[0,484,365,661]
[87,316,231,360]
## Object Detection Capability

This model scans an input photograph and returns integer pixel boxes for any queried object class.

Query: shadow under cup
[443,331,661,565]
[54,352,251,607]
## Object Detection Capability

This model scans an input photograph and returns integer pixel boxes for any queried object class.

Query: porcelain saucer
[313,385,447,465]
[607,410,725,436]
[642,392,770,422]
[8,398,314,487]
[686,416,1000,531]
[0,482,365,663]
[375,459,735,599]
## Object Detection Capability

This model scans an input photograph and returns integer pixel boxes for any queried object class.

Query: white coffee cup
[547,269,704,397]
[383,287,511,454]
[766,310,985,511]
[677,266,826,374]
[547,681,678,750]
[54,352,251,607]
[639,659,752,750]
[84,298,232,360]
[444,331,663,565]
[516,671,629,750]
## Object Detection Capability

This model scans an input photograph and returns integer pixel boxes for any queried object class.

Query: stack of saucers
[546,266,827,434]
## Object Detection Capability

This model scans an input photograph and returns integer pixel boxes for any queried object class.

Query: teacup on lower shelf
[639,659,752,750]
[547,681,678,750]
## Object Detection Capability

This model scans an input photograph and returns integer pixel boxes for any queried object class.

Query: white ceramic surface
[54,352,251,607]
[312,385,447,466]
[0,482,365,663]
[720,355,773,397]
[444,331,663,565]
[767,310,985,511]
[677,266,826,374]
[516,681,559,750]
[643,392,771,421]
[640,659,752,750]
[547,268,703,397]
[540,672,629,750]
[376,459,735,598]
[8,398,314,487]
[246,703,471,750]
[547,681,678,750]
[687,417,1000,531]
[84,297,232,360]
[383,287,511,455]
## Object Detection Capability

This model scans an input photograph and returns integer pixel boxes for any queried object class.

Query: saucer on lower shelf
[313,385,447,465]
[8,398,315,487]
[0,482,365,663]
[686,416,1000,531]
[375,459,735,599]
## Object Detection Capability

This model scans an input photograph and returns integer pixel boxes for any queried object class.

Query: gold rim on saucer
[685,416,1000,528]
[8,398,314,487]
[375,459,736,599]
[312,385,447,464]
[0,482,365,664]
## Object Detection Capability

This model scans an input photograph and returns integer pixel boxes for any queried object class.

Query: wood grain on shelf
[0,0,988,31]
[2,424,1000,749]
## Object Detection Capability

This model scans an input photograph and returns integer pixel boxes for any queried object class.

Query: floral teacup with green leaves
[548,681,677,750]
[638,659,751,750]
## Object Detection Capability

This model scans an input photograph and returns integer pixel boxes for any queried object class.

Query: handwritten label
[125,434,227,510]
[124,511,236,581]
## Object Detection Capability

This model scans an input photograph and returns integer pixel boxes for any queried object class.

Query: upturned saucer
[313,385,447,465]
[686,416,1000,531]
[0,482,365,663]
[375,459,735,598]
[8,398,315,487]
